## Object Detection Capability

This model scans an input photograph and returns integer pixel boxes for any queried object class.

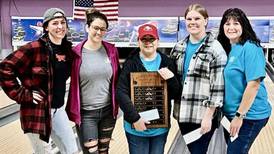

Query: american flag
[73,0,119,21]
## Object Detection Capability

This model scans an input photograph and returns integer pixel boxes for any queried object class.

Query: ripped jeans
[77,105,116,154]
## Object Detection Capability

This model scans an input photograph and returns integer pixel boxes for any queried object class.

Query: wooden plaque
[130,72,168,128]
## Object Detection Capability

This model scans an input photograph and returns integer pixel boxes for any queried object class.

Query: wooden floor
[0,75,273,154]
[0,113,179,154]
[0,89,15,108]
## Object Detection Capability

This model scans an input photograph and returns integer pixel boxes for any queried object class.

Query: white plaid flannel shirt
[170,32,227,124]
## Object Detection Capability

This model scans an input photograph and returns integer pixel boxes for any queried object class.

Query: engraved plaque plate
[130,72,168,128]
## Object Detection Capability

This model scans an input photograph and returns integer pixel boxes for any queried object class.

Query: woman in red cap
[116,23,181,154]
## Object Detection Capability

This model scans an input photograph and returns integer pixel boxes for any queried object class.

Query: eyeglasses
[140,37,156,43]
[91,25,107,32]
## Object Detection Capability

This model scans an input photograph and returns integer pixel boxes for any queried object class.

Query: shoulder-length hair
[217,8,261,55]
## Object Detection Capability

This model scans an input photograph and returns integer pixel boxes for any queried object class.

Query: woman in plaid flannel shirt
[0,8,79,154]
[170,4,227,154]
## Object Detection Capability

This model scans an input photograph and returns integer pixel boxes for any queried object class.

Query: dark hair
[85,8,109,29]
[217,8,261,55]
[185,4,208,18]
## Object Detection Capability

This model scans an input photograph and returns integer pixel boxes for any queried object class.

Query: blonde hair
[184,4,209,19]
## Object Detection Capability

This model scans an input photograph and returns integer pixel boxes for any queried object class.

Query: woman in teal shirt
[217,8,272,154]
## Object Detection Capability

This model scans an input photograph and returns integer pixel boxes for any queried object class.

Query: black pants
[178,118,218,154]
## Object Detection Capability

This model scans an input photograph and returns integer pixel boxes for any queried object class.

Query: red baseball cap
[138,24,159,40]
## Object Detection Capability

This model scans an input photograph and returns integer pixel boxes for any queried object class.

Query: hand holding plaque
[157,67,174,80]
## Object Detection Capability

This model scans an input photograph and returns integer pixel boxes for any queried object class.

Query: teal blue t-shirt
[224,41,272,119]
[183,39,204,80]
[124,53,169,137]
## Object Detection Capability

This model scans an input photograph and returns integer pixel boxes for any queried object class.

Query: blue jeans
[178,122,217,154]
[224,118,269,154]
[125,132,168,154]
[27,107,79,154]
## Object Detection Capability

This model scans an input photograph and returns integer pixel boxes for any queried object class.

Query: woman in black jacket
[116,24,181,154]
